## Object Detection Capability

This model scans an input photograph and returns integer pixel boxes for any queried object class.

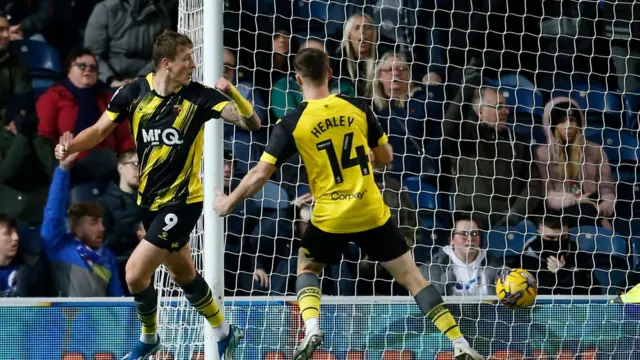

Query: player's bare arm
[214,77,261,131]
[371,143,393,166]
[55,112,118,160]
[213,161,276,216]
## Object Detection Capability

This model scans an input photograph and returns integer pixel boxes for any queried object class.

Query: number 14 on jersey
[316,132,370,184]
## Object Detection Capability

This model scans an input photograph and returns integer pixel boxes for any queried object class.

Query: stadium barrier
[0,296,636,360]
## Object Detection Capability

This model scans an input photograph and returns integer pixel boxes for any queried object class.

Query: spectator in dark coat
[0,0,52,41]
[442,65,543,228]
[508,215,597,295]
[100,149,142,295]
[0,12,32,125]
[0,213,20,296]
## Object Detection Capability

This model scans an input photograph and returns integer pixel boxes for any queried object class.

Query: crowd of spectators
[0,0,639,299]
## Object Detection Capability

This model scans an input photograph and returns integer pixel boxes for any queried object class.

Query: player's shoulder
[113,76,148,99]
[183,81,229,104]
[278,102,308,128]
[335,94,370,114]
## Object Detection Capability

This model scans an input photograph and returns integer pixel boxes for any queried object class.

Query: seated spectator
[331,13,390,98]
[0,214,20,296]
[40,136,123,297]
[223,47,267,177]
[536,98,615,230]
[369,52,438,178]
[0,11,33,125]
[100,149,142,295]
[420,213,503,296]
[84,0,172,87]
[442,66,543,228]
[36,48,134,185]
[0,103,55,226]
[509,215,597,295]
[271,39,355,119]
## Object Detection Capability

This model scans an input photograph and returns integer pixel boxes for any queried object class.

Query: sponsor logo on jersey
[141,128,184,146]
[330,190,367,201]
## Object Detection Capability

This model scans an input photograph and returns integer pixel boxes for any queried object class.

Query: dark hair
[0,213,17,232]
[117,149,137,164]
[293,48,330,84]
[536,213,565,231]
[67,202,103,232]
[153,30,193,69]
[0,11,6,20]
[64,48,97,75]
[549,100,582,132]
[452,211,484,229]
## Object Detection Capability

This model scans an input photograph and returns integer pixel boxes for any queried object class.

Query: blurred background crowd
[0,0,639,299]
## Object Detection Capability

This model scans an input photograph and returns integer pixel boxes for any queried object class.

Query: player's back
[289,94,390,233]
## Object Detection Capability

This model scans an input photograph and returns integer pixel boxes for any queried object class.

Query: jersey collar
[146,73,184,98]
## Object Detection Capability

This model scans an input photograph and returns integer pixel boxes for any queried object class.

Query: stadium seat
[585,128,639,166]
[556,349,575,360]
[486,220,537,258]
[251,181,289,209]
[12,39,61,76]
[622,88,640,131]
[309,351,338,359]
[402,176,438,210]
[551,79,623,129]
[381,350,415,360]
[531,350,548,360]
[69,181,108,205]
[569,226,627,258]
[579,349,598,360]
[497,73,545,120]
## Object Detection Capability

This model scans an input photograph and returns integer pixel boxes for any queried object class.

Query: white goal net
[158,0,640,359]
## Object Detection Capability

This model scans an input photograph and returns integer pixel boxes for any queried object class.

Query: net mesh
[160,0,640,358]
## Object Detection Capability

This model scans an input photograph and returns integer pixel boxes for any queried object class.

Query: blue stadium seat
[497,73,545,120]
[569,226,627,259]
[622,88,640,131]
[551,79,623,129]
[69,181,108,205]
[251,181,289,210]
[402,176,438,210]
[12,40,61,77]
[485,221,537,258]
[585,128,639,165]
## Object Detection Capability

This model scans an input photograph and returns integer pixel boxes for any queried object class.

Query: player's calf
[382,251,482,357]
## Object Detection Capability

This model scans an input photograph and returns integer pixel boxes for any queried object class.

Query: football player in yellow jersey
[213,48,484,360]
[55,30,260,360]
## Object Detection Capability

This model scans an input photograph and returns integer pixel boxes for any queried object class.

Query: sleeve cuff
[106,110,119,121]
[377,134,389,146]
[260,152,278,165]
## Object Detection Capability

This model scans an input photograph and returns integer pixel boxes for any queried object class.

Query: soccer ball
[496,268,538,308]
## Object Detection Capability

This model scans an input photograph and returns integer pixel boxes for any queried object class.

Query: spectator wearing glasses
[443,66,543,228]
[36,48,134,186]
[510,215,597,295]
[369,52,441,179]
[100,149,142,295]
[420,213,504,296]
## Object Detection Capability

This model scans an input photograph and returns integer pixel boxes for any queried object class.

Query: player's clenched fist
[213,77,233,94]
[213,188,232,216]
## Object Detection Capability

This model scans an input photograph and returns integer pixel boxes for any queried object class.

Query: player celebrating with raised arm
[213,48,484,360]
[55,30,261,360]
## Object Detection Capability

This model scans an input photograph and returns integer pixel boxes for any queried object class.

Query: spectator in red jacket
[36,48,134,161]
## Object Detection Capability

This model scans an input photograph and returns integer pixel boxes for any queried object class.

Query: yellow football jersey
[260,94,391,233]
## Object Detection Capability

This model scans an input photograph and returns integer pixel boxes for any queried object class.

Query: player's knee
[168,267,196,286]
[125,267,149,294]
